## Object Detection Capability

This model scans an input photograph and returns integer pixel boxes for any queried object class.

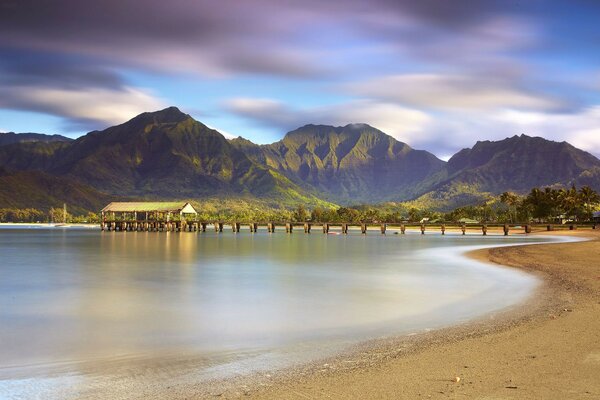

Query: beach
[230,230,600,400]
[2,229,599,399]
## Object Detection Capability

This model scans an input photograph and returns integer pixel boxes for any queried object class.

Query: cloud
[344,74,566,112]
[0,1,544,80]
[490,107,600,157]
[224,97,600,159]
[223,97,430,144]
[1,0,599,156]
[0,85,165,131]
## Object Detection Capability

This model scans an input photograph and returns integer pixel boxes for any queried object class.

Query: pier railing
[101,221,597,234]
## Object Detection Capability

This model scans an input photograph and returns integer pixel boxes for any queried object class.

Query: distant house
[593,211,600,223]
[101,202,198,221]
[458,218,479,224]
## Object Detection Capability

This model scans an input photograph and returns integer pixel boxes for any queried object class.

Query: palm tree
[559,186,579,221]
[524,187,551,222]
[500,191,520,223]
[579,186,600,221]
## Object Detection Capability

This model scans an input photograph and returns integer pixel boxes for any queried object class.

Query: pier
[100,202,594,235]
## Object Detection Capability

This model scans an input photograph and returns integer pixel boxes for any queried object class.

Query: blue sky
[1,0,600,159]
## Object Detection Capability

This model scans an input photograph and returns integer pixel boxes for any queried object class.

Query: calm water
[0,227,562,398]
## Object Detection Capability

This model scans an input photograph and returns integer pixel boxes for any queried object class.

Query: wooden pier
[100,201,595,235]
[100,220,593,235]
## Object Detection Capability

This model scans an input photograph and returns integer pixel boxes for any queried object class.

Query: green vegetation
[3,108,600,221]
[4,185,597,224]
[0,208,99,223]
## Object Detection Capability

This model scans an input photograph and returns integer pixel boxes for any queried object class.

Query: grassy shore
[235,230,600,399]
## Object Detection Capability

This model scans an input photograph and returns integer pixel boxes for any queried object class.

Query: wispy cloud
[344,74,566,112]
[224,97,430,144]
[0,85,165,131]
[1,0,600,157]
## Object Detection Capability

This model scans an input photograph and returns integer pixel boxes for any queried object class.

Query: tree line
[1,185,599,224]
[0,208,100,223]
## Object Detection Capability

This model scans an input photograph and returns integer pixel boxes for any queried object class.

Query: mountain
[0,107,329,210]
[232,123,445,203]
[412,135,600,210]
[3,107,600,214]
[0,167,116,214]
[0,132,72,146]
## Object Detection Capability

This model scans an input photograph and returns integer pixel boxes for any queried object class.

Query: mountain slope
[0,107,330,209]
[0,132,72,146]
[3,108,600,214]
[233,124,445,204]
[0,168,116,214]
[413,135,600,210]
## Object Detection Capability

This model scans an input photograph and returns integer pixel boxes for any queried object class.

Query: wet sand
[232,230,600,399]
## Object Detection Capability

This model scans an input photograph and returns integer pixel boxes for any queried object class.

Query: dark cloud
[0,0,527,79]
[0,48,124,90]
[1,0,600,146]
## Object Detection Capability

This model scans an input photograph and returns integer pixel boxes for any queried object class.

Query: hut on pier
[101,202,198,222]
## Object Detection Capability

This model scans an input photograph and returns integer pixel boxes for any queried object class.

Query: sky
[1,0,600,159]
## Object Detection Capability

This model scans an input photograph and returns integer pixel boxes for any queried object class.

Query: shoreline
[3,230,598,399]
[227,230,600,399]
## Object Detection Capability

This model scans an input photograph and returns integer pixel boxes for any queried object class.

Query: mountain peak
[127,106,191,126]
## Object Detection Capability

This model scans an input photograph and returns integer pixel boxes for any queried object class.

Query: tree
[311,207,324,222]
[579,186,600,221]
[523,187,555,222]
[500,191,521,223]
[558,186,580,220]
[408,208,422,222]
[292,204,309,222]
[49,207,71,223]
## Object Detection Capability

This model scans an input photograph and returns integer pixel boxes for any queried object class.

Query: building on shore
[101,202,198,222]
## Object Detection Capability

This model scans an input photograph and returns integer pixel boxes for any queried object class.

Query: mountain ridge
[2,106,600,212]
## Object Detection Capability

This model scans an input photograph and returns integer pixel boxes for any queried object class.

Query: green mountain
[2,108,600,214]
[0,132,72,146]
[0,167,116,214]
[412,135,600,210]
[0,107,329,210]
[232,123,445,204]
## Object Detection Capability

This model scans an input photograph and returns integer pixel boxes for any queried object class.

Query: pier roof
[101,202,197,214]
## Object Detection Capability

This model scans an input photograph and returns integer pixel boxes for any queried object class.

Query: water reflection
[0,229,552,383]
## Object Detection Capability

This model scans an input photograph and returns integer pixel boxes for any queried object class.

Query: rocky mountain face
[0,107,326,209]
[233,123,445,203]
[2,107,600,212]
[444,135,600,192]
[411,135,600,210]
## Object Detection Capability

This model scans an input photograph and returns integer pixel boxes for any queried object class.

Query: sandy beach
[219,230,600,400]
[4,229,598,399]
